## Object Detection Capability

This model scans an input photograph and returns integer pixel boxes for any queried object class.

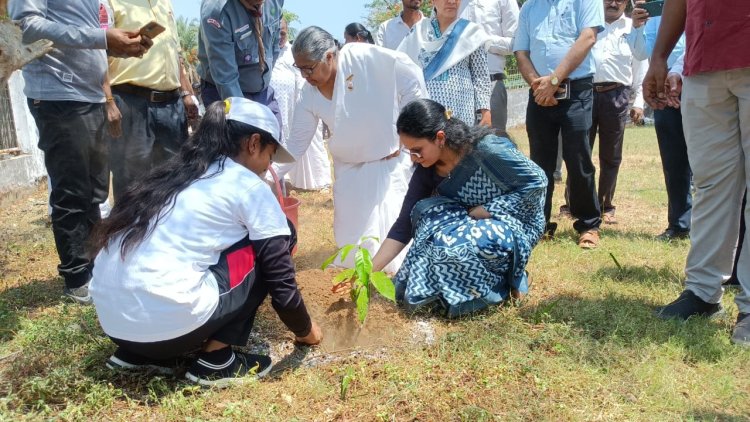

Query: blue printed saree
[394,135,547,317]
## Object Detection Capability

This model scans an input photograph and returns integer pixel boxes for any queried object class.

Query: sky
[172,0,375,40]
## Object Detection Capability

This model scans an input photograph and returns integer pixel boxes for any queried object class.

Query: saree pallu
[393,135,547,318]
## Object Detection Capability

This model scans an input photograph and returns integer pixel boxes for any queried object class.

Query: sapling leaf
[340,367,355,401]
[333,268,356,284]
[339,244,356,264]
[355,283,370,323]
[320,248,341,270]
[354,248,371,288]
[370,271,396,302]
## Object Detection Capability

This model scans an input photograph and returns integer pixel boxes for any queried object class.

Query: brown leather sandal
[578,229,600,249]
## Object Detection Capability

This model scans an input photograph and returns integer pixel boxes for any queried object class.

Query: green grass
[1,126,749,420]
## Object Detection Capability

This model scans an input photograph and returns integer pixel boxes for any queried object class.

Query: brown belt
[112,83,180,102]
[593,82,626,93]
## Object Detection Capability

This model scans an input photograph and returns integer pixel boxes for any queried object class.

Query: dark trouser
[200,81,283,134]
[526,78,601,233]
[589,85,630,212]
[732,192,747,283]
[27,100,108,288]
[111,238,271,360]
[490,77,508,133]
[108,90,188,202]
[654,105,692,232]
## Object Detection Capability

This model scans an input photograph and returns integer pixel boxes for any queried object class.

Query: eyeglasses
[293,61,320,76]
[604,0,627,4]
[401,147,423,159]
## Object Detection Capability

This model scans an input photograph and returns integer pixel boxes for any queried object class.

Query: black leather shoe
[542,222,558,240]
[657,228,690,241]
[654,289,724,320]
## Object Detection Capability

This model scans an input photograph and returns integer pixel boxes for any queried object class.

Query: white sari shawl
[398,17,488,81]
[328,43,426,163]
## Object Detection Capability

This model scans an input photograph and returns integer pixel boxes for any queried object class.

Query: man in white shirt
[587,0,647,224]
[375,0,424,50]
[460,0,519,133]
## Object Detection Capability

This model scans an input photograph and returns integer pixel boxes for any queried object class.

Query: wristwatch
[550,72,559,86]
[179,90,192,98]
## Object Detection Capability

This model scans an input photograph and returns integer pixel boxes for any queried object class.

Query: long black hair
[90,101,275,257]
[344,22,374,44]
[396,99,494,154]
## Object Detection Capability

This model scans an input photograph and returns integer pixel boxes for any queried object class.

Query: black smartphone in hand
[641,0,664,17]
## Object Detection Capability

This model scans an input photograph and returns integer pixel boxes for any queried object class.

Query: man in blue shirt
[10,0,149,304]
[513,0,605,248]
[631,7,691,241]
[198,0,284,126]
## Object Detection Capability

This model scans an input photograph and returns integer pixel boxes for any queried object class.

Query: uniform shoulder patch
[206,17,221,29]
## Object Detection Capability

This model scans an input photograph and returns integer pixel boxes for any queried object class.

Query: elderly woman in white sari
[398,0,491,127]
[270,21,331,190]
[274,26,428,272]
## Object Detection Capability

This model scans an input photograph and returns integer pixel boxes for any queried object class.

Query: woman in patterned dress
[398,0,492,126]
[371,99,547,317]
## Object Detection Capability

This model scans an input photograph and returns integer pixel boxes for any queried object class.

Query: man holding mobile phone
[577,0,648,225]
[104,0,199,202]
[9,0,151,304]
[513,0,604,248]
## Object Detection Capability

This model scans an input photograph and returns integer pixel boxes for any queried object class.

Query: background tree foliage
[175,16,199,66]
[282,9,300,40]
[364,0,433,29]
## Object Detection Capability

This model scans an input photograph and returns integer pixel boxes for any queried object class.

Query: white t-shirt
[90,159,291,343]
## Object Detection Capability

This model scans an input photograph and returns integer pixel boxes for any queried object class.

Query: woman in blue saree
[371,99,547,317]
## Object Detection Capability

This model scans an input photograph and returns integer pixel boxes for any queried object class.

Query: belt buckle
[149,91,159,102]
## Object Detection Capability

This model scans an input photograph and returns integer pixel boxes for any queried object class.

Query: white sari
[277,43,427,272]
[270,44,331,190]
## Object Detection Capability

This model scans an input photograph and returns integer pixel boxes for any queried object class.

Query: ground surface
[0,126,749,421]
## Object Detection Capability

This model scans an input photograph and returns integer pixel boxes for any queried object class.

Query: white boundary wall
[0,70,45,193]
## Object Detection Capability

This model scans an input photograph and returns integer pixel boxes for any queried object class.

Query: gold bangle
[106,96,115,103]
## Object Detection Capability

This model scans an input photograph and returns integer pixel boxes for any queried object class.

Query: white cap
[224,97,295,163]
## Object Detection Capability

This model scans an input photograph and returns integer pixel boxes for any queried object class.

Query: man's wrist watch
[550,73,559,86]
[179,90,192,98]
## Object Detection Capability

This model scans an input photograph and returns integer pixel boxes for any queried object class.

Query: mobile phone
[641,0,664,17]
[139,21,166,39]
[554,80,570,100]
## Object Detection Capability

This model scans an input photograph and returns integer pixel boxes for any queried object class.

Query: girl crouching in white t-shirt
[89,98,322,387]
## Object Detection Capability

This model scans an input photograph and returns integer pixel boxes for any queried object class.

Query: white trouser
[682,67,750,313]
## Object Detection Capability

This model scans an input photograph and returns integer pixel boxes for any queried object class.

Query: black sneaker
[105,347,174,375]
[654,289,725,320]
[63,283,92,305]
[185,351,272,388]
[731,313,750,347]
[656,228,690,241]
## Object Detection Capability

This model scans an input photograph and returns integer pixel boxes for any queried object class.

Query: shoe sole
[106,355,174,375]
[62,293,93,305]
[185,363,272,388]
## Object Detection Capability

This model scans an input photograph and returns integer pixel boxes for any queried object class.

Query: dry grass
[0,126,749,421]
